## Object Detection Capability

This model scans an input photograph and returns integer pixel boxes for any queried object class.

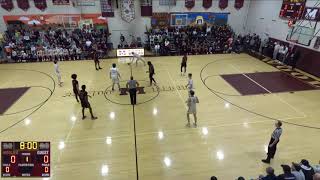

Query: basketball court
[0,53,319,179]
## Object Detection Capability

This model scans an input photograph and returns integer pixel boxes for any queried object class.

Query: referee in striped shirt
[262,120,283,164]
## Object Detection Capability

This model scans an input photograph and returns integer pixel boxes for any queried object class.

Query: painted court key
[1,141,50,177]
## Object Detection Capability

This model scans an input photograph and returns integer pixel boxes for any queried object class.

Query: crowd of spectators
[147,24,265,56]
[0,26,110,62]
[210,159,320,180]
[148,24,234,55]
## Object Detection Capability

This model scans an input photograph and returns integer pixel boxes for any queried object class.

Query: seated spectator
[210,176,218,180]
[314,161,320,173]
[292,163,306,180]
[258,167,277,180]
[278,164,295,180]
[300,159,315,180]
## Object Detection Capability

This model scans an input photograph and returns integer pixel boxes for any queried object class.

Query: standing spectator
[262,121,283,164]
[126,76,139,105]
[291,49,300,70]
[273,42,280,60]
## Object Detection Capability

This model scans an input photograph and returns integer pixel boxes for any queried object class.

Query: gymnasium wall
[245,0,320,52]
[0,1,99,32]
[0,0,251,48]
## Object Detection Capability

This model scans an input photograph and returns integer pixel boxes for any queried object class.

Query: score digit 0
[10,155,16,163]
[44,155,49,163]
[44,167,49,173]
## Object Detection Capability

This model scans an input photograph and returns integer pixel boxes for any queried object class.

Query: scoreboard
[1,142,50,177]
[279,0,306,20]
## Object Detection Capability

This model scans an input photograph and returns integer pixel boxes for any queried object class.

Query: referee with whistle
[262,120,283,164]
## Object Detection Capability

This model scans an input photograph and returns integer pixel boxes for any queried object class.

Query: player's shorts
[111,77,119,84]
[73,89,79,95]
[81,101,91,108]
[187,107,196,114]
[181,63,187,67]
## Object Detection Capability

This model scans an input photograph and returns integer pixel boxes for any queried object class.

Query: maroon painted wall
[269,38,320,77]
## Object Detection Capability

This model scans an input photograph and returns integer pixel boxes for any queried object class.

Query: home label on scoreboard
[1,141,50,177]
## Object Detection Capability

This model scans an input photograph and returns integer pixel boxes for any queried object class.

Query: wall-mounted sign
[117,48,145,57]
[303,7,320,21]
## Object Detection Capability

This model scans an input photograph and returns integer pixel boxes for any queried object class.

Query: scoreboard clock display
[279,0,306,20]
[1,142,50,177]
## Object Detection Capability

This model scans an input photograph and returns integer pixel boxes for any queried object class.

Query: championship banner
[159,0,176,6]
[17,0,30,10]
[219,0,228,9]
[101,0,114,17]
[52,0,69,5]
[185,0,195,9]
[141,0,152,17]
[203,0,212,9]
[34,0,47,11]
[77,0,95,6]
[234,0,244,9]
[1,0,14,11]
[120,0,135,23]
[3,14,106,28]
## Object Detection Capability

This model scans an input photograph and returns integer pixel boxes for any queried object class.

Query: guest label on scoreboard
[1,141,50,177]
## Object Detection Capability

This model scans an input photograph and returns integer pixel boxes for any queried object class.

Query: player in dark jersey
[79,85,97,120]
[181,54,187,76]
[147,61,156,86]
[93,50,102,70]
[71,74,80,102]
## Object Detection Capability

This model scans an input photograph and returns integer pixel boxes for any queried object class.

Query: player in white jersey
[54,60,63,87]
[109,63,121,91]
[186,73,194,96]
[186,90,199,127]
[131,52,146,66]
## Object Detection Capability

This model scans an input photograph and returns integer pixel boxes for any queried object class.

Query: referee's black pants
[129,88,137,105]
[267,138,279,160]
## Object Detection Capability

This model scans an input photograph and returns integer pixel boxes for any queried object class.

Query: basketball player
[109,63,121,91]
[181,54,187,76]
[71,74,80,102]
[186,73,194,96]
[147,61,156,86]
[186,90,199,127]
[131,52,146,66]
[93,51,102,70]
[262,121,283,164]
[53,60,62,87]
[79,85,97,120]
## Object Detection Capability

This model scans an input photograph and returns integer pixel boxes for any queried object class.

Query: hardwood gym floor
[0,53,319,180]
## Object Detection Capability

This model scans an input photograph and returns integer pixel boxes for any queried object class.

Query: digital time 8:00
[19,142,38,150]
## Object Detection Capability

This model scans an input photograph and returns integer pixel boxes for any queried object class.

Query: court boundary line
[0,68,56,134]
[230,64,307,118]
[200,56,320,130]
